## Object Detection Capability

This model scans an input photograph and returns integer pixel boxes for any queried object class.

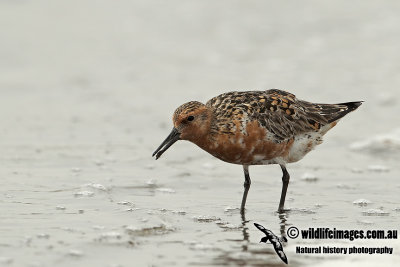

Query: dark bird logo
[254,223,288,264]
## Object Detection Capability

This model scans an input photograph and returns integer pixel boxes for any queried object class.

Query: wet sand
[1,1,399,266]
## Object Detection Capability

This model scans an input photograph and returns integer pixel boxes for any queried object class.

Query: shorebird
[152,89,362,212]
[254,223,288,264]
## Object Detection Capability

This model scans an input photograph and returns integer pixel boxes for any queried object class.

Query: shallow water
[1,1,400,266]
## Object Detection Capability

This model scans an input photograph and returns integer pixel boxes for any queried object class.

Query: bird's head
[152,101,212,159]
[260,236,269,243]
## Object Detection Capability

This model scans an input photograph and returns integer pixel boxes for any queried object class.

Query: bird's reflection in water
[278,210,288,238]
[240,210,250,251]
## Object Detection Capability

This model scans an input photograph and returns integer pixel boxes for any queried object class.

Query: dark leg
[240,165,251,213]
[278,165,290,212]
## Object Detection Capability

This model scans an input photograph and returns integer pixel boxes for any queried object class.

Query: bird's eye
[187,115,194,121]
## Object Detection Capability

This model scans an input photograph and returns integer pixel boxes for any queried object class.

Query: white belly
[286,132,323,163]
[286,123,336,163]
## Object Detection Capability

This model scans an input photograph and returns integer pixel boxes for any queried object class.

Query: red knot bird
[153,89,362,212]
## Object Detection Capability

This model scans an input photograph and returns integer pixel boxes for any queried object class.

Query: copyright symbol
[287,226,299,239]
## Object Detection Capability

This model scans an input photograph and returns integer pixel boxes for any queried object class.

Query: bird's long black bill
[152,128,180,160]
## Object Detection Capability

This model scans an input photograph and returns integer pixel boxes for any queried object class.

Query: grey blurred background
[0,1,399,266]
[1,0,399,147]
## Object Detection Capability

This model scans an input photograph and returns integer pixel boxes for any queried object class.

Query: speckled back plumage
[206,89,361,142]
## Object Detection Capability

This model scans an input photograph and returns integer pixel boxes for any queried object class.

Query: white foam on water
[350,128,400,154]
[73,191,94,197]
[68,250,84,257]
[192,215,221,222]
[156,188,176,193]
[83,183,108,191]
[362,209,390,216]
[301,172,319,182]
[367,165,390,172]
[353,199,372,206]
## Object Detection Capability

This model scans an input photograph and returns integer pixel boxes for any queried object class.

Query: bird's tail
[320,101,363,123]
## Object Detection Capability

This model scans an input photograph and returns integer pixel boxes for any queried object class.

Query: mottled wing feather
[206,89,362,142]
[206,90,322,141]
[304,101,363,123]
[255,89,329,141]
[206,91,256,135]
